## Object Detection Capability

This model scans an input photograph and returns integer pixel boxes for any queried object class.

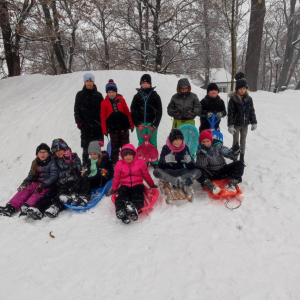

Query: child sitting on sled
[0,143,59,217]
[106,144,157,224]
[153,129,201,195]
[196,129,244,195]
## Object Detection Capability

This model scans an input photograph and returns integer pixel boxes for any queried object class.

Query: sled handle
[206,114,220,129]
[138,125,155,138]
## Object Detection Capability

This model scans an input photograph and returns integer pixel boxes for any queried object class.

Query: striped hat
[106,79,117,93]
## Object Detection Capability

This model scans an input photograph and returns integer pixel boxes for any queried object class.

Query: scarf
[89,158,98,177]
[166,137,186,153]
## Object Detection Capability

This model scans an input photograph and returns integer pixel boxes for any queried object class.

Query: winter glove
[186,111,196,119]
[150,184,158,188]
[77,123,82,130]
[231,142,241,156]
[165,153,177,163]
[130,127,134,133]
[172,109,181,119]
[206,112,213,118]
[228,126,236,135]
[34,182,45,194]
[17,180,30,192]
[181,154,192,163]
[106,189,117,197]
[216,112,223,119]
[251,124,257,131]
[99,168,109,178]
[198,145,209,157]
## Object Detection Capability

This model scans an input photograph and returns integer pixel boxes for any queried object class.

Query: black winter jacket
[74,86,104,147]
[25,157,59,187]
[227,94,257,127]
[200,95,227,131]
[131,88,163,128]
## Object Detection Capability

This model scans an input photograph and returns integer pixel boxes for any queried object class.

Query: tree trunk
[230,0,236,91]
[203,0,211,88]
[245,0,266,91]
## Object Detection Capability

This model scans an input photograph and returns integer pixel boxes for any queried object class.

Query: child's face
[107,90,117,99]
[172,139,183,148]
[208,90,219,98]
[37,150,50,161]
[179,86,189,93]
[85,79,94,90]
[201,139,212,148]
[141,82,151,89]
[237,87,247,95]
[123,154,134,163]
[55,150,66,158]
[90,153,99,160]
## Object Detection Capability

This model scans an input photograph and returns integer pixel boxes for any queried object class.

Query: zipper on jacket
[129,166,132,187]
[40,165,43,182]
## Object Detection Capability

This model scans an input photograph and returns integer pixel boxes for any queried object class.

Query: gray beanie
[88,141,102,155]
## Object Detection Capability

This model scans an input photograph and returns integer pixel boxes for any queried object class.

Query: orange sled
[202,178,242,198]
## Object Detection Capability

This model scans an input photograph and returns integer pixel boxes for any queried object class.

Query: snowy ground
[0,71,299,300]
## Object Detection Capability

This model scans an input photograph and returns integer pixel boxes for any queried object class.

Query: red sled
[202,178,243,198]
[111,186,159,213]
[136,126,159,163]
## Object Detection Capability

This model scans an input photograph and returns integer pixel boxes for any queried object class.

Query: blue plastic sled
[64,179,113,210]
[207,114,223,144]
[178,124,199,158]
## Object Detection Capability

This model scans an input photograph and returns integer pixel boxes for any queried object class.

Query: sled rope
[224,197,242,210]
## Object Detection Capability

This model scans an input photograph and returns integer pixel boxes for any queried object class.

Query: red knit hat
[199,130,213,143]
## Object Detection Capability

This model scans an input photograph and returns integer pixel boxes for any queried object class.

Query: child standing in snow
[0,143,59,217]
[167,78,201,128]
[153,129,201,193]
[199,83,227,132]
[26,139,90,220]
[227,72,257,163]
[74,73,104,167]
[130,74,162,168]
[101,79,135,166]
[106,144,157,224]
[196,129,244,195]
[85,141,114,189]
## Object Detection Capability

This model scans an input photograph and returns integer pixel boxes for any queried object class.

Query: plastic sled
[111,185,159,213]
[207,114,223,143]
[136,126,159,163]
[202,178,242,198]
[64,179,113,210]
[178,124,199,158]
[107,141,112,157]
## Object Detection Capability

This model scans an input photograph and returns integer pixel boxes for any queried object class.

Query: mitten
[106,189,117,197]
[198,145,209,157]
[186,111,196,119]
[216,112,223,119]
[34,183,45,194]
[228,126,236,135]
[207,112,213,118]
[182,154,192,163]
[17,180,30,192]
[172,110,181,119]
[165,153,176,163]
[150,184,158,188]
[231,142,240,155]
[77,123,82,130]
[251,124,257,131]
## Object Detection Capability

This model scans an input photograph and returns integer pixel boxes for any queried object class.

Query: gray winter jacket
[196,143,238,171]
[25,157,59,187]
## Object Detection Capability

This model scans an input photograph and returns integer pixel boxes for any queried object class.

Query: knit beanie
[235,72,248,91]
[140,74,152,86]
[83,73,95,83]
[199,130,213,143]
[121,148,135,158]
[36,143,51,155]
[88,141,102,155]
[106,79,117,93]
[169,129,184,144]
[51,138,69,153]
[207,83,219,94]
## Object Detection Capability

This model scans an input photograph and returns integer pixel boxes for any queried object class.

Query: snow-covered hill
[0,71,300,300]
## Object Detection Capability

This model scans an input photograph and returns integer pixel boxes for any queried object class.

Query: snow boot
[59,194,72,204]
[204,179,221,195]
[116,208,127,219]
[125,201,138,221]
[121,216,131,224]
[19,203,30,217]
[44,204,60,218]
[240,153,245,163]
[78,195,90,207]
[228,178,239,193]
[0,204,15,217]
[183,185,193,198]
[27,207,43,220]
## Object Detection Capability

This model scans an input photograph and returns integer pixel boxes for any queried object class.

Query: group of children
[0,71,257,224]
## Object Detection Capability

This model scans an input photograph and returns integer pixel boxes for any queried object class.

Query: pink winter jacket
[112,144,154,190]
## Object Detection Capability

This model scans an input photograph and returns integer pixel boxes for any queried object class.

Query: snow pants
[8,182,50,211]
[232,125,248,154]
[136,123,158,165]
[197,161,244,184]
[115,184,144,214]
[172,119,195,129]
[110,130,130,166]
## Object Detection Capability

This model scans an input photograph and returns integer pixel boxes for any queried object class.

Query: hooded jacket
[112,144,154,190]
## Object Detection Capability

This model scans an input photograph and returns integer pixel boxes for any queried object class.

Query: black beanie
[207,83,219,94]
[235,72,248,91]
[140,74,152,86]
[169,129,184,143]
[36,143,51,155]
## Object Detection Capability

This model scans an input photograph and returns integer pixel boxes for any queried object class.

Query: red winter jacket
[101,94,134,135]
[112,144,154,190]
